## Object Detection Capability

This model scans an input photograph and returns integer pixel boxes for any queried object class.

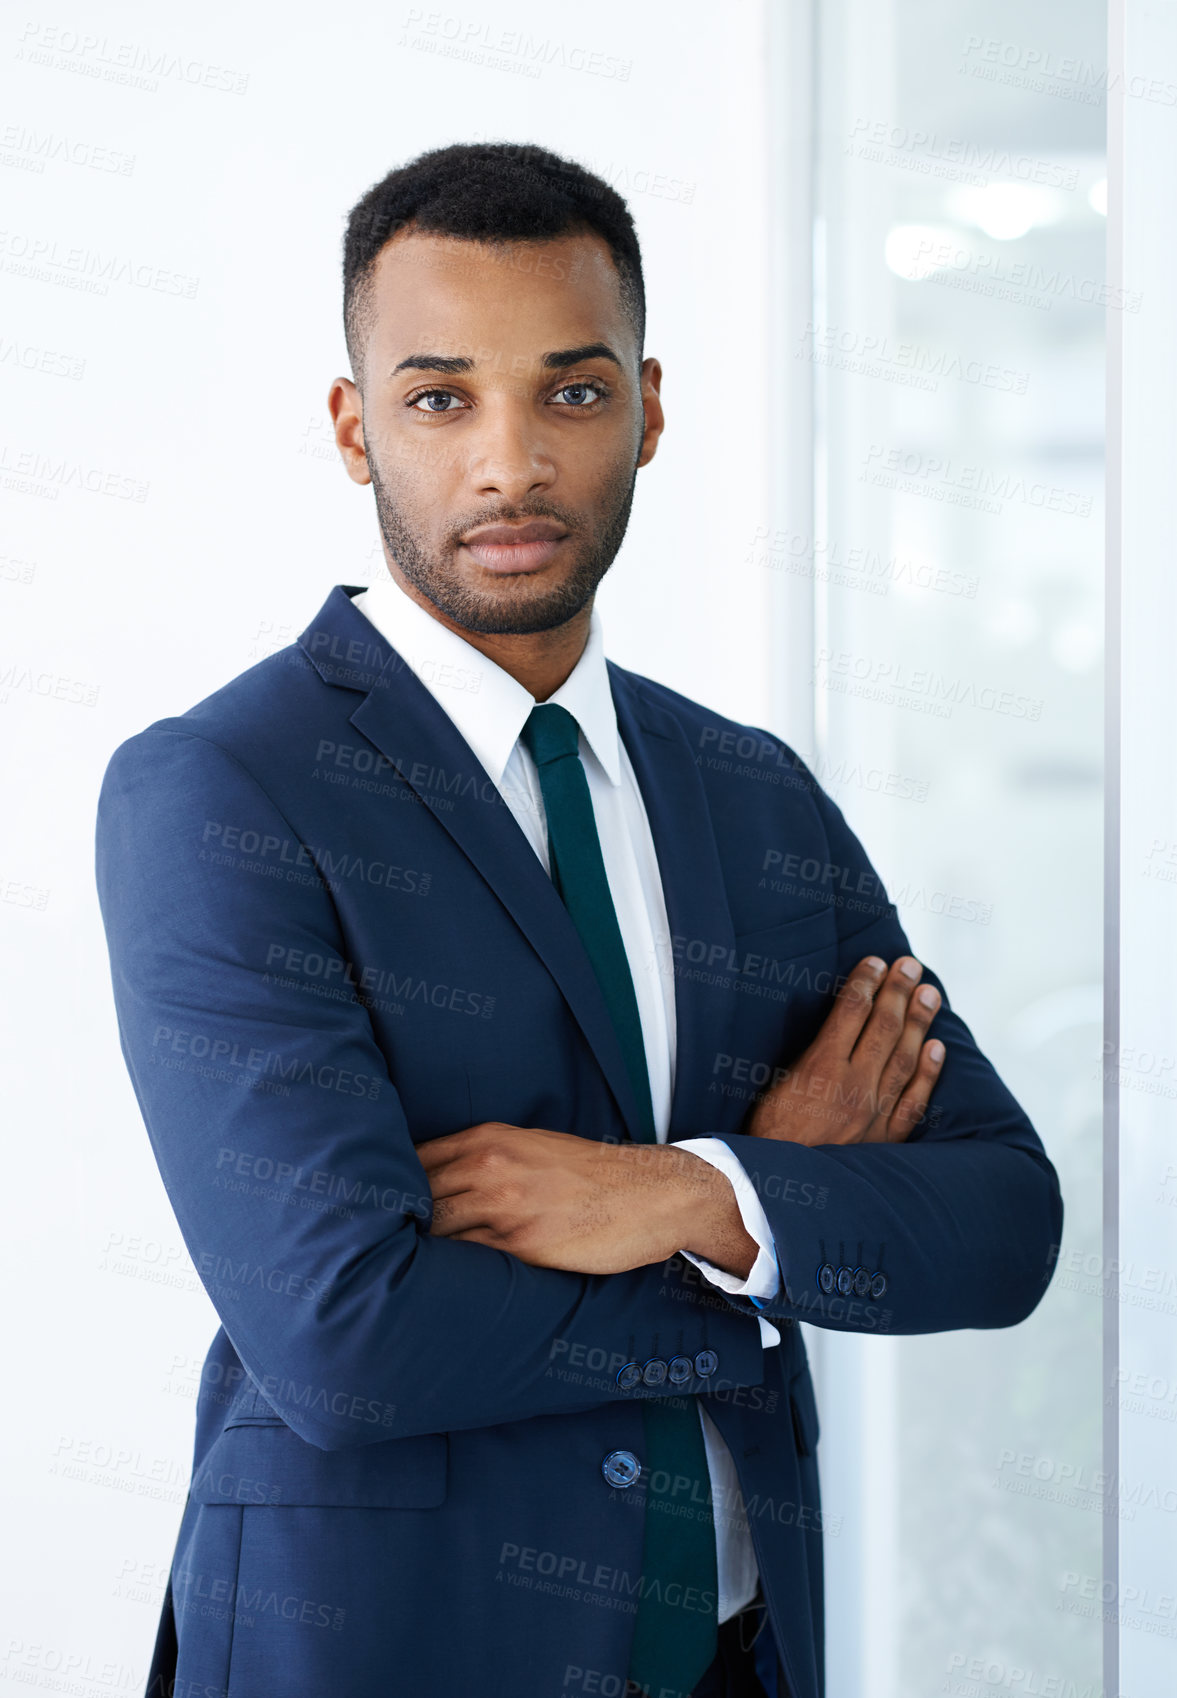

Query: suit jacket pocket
[220,1379,281,1426]
[731,908,836,966]
[190,1423,448,1508]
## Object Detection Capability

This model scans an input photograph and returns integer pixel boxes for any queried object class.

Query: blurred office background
[0,2,1119,1694]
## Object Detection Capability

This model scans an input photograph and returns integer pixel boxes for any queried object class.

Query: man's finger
[818,956,888,1058]
[851,955,924,1079]
[417,1123,502,1171]
[423,1156,479,1200]
[873,981,942,1117]
[428,1188,499,1236]
[885,1039,946,1141]
[416,1131,471,1171]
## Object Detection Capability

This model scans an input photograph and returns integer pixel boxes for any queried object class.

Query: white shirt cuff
[674,1136,782,1348]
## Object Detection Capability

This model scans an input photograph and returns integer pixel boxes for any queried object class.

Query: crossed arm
[97,729,1062,1447]
[422,951,948,1281]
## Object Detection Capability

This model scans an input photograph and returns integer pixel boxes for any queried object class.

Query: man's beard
[366,448,640,635]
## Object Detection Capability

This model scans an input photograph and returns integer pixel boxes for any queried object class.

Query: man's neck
[383,562,593,702]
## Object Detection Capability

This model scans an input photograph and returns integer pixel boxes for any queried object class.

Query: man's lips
[459,525,569,574]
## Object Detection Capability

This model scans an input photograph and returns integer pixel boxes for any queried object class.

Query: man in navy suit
[95,143,1062,1698]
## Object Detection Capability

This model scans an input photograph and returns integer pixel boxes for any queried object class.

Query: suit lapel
[299,587,648,1143]
[608,665,737,1144]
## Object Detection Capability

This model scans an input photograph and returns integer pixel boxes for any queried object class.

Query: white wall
[0,2,802,1687]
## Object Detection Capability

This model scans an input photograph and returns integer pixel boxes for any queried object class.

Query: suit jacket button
[817,1262,836,1294]
[667,1355,693,1385]
[870,1271,887,1299]
[835,1265,854,1296]
[694,1349,718,1377]
[642,1358,668,1386]
[602,1450,642,1489]
[616,1362,642,1391]
[853,1266,871,1298]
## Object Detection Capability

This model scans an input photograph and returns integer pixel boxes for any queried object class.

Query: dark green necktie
[520,703,719,1698]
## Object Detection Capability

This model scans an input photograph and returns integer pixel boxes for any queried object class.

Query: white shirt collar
[350,571,622,788]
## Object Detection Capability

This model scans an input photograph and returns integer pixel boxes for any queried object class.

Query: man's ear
[636,356,665,470]
[328,376,371,486]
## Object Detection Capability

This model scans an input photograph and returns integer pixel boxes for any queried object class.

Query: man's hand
[419,1123,757,1279]
[746,953,945,1145]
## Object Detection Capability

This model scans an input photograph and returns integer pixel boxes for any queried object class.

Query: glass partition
[808,4,1105,1693]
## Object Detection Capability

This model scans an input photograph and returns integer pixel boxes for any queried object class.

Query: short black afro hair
[342,141,645,388]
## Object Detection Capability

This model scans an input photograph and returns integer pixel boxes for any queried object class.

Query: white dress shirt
[351,570,782,1622]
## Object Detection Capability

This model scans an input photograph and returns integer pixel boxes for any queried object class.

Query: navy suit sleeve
[95,729,764,1449]
[712,758,1063,1337]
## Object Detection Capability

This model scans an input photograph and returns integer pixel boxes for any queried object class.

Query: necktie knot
[521,702,581,767]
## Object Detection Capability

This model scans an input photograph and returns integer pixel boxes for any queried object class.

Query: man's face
[331,227,663,635]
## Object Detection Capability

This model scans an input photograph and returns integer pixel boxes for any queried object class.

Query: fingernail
[918,986,939,1008]
[899,957,921,980]
[929,1040,945,1062]
[865,957,886,973]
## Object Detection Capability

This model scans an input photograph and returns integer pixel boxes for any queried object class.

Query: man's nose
[464,400,558,501]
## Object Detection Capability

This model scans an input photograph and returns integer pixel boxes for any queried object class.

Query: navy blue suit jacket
[95,585,1062,1698]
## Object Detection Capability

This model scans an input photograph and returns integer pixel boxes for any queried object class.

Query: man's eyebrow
[541,343,623,371]
[390,342,623,377]
[391,353,474,376]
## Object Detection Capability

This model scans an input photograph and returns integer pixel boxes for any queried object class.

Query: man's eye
[552,382,606,407]
[409,390,464,412]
